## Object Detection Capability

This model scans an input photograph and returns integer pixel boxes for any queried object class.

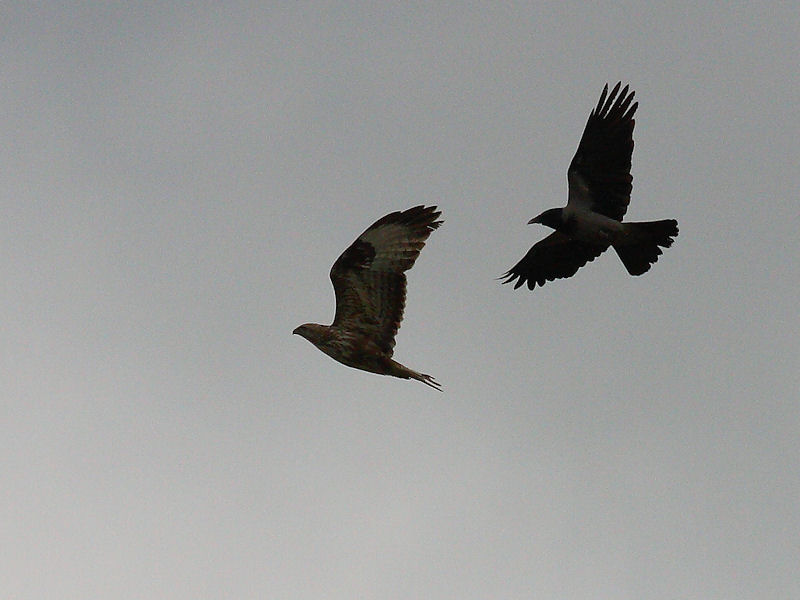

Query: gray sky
[2,3,798,599]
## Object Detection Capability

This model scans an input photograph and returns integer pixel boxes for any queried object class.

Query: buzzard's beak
[292,326,301,335]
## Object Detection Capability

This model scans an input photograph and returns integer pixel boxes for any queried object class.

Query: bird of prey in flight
[502,82,678,291]
[294,206,443,390]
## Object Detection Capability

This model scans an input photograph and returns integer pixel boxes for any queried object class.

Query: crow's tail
[613,219,678,276]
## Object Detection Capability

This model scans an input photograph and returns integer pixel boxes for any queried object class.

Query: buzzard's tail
[613,219,678,276]
[389,360,442,391]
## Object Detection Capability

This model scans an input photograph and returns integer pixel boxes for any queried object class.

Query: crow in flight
[502,83,678,291]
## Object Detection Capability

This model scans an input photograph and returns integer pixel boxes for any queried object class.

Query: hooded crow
[502,83,678,291]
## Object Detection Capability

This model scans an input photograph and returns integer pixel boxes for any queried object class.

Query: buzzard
[502,82,678,290]
[293,205,443,390]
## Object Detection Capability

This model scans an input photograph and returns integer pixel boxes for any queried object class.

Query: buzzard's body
[294,206,442,390]
[502,82,678,291]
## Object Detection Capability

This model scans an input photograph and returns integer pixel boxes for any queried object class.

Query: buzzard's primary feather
[294,206,442,390]
[502,83,678,291]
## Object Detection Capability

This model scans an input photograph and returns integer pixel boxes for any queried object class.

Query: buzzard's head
[528,208,564,230]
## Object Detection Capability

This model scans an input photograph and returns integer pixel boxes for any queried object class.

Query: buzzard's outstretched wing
[567,82,637,221]
[501,232,607,290]
[330,206,442,356]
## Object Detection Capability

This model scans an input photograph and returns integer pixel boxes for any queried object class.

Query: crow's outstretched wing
[501,232,608,290]
[567,82,637,221]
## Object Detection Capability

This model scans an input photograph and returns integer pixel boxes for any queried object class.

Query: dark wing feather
[330,206,442,356]
[567,82,637,221]
[501,232,608,290]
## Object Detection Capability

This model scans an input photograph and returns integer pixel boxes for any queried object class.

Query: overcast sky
[2,3,798,599]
